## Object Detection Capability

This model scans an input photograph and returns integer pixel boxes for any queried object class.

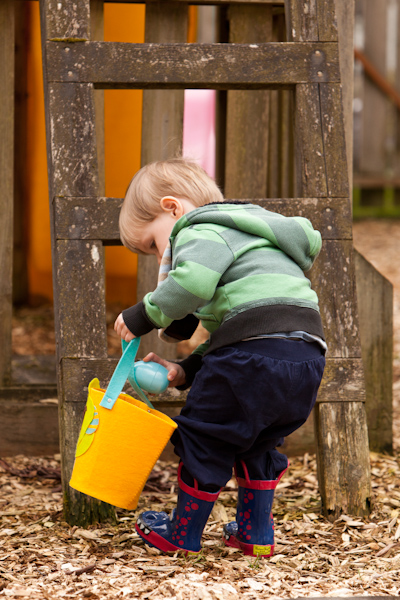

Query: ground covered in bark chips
[1,453,400,599]
[3,219,400,599]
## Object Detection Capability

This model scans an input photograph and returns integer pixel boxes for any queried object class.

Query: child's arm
[121,228,235,338]
[114,313,135,342]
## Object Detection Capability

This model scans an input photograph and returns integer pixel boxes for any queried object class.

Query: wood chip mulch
[1,452,400,599]
[4,219,400,598]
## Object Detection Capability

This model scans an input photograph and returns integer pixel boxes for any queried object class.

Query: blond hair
[119,158,224,252]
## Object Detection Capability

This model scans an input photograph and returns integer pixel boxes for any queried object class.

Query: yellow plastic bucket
[70,339,177,510]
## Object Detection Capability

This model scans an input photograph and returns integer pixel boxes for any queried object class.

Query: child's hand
[114,313,135,342]
[143,353,186,388]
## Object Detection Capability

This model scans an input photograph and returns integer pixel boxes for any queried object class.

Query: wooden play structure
[0,0,393,525]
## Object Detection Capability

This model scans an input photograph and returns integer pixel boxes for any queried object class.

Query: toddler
[114,158,326,557]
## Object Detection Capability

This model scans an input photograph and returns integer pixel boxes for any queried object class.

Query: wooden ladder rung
[46,41,339,88]
[54,197,352,243]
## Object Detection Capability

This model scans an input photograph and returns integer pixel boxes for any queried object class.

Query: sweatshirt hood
[170,202,322,272]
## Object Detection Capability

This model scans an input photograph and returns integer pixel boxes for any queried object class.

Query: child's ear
[160,196,183,219]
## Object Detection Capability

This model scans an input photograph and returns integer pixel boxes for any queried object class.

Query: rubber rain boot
[223,460,287,557]
[136,464,220,555]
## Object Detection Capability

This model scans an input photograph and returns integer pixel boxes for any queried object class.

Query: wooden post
[0,0,14,387]
[224,4,273,199]
[355,250,393,453]
[13,1,29,305]
[39,0,114,525]
[91,0,105,197]
[267,10,294,199]
[286,0,371,518]
[137,2,188,360]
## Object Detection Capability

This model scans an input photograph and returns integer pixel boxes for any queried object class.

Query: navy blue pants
[171,338,325,489]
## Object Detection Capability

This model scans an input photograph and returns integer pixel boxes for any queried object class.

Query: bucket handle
[100,338,154,411]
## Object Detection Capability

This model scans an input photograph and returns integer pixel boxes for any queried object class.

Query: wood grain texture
[48,83,99,197]
[318,358,365,403]
[43,0,90,40]
[54,196,352,242]
[285,0,337,43]
[224,4,273,199]
[0,400,59,456]
[314,401,371,519]
[56,240,107,359]
[285,0,318,42]
[60,356,363,407]
[45,41,340,88]
[319,83,349,198]
[90,0,105,196]
[62,357,187,406]
[267,7,294,198]
[316,0,338,42]
[294,84,327,197]
[309,240,361,358]
[137,3,188,360]
[355,250,393,453]
[0,0,14,386]
[13,2,30,305]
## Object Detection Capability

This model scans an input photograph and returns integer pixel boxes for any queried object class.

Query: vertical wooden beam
[294,84,327,198]
[224,5,273,199]
[13,1,29,305]
[288,0,371,518]
[90,0,105,197]
[355,250,393,453]
[336,0,355,191]
[137,2,188,359]
[40,0,113,525]
[0,0,15,387]
[268,10,294,198]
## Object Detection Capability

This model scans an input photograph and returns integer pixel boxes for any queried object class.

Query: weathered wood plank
[42,0,90,40]
[318,358,365,403]
[319,83,349,198]
[0,0,14,386]
[0,385,58,402]
[268,12,295,198]
[13,2,29,304]
[224,4,273,199]
[294,84,327,197]
[285,0,318,42]
[316,0,338,42]
[49,83,99,197]
[336,0,355,190]
[309,240,361,358]
[314,401,371,519]
[90,0,105,196]
[39,0,125,526]
[137,3,188,360]
[56,240,107,359]
[0,400,59,456]
[61,355,363,406]
[355,250,393,454]
[45,41,340,88]
[54,196,353,241]
[62,357,187,406]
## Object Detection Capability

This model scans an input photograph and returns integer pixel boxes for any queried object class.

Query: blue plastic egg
[132,361,169,394]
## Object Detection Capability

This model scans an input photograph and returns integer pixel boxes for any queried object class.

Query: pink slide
[183,90,216,178]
